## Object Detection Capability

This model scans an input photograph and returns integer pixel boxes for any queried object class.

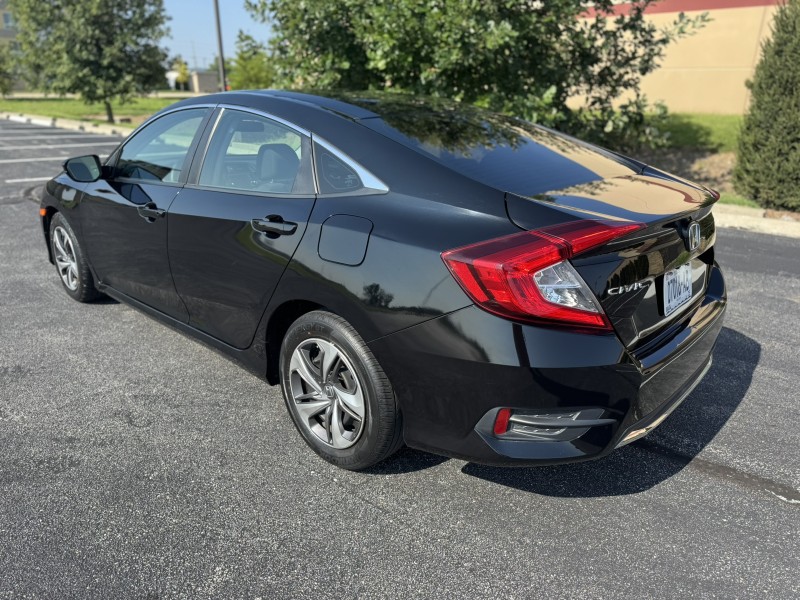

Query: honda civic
[40,91,726,470]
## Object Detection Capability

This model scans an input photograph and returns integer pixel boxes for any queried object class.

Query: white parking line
[0,156,69,164]
[5,176,53,183]
[0,142,120,151]
[0,127,109,132]
[0,134,121,141]
[0,129,98,134]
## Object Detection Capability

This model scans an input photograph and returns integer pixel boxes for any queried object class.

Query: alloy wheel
[53,226,79,291]
[288,337,365,449]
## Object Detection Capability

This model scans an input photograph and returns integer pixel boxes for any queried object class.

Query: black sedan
[40,91,726,470]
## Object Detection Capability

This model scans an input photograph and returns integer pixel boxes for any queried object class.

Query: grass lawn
[718,192,760,209]
[0,97,179,126]
[659,113,742,153]
[650,113,762,208]
[1,98,763,209]
[1,100,744,152]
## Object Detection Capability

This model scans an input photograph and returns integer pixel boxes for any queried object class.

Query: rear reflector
[494,408,512,435]
[442,219,644,331]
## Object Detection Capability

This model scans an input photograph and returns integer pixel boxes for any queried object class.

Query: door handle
[251,216,297,236]
[137,202,165,221]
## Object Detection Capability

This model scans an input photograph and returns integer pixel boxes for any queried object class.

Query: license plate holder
[663,262,693,316]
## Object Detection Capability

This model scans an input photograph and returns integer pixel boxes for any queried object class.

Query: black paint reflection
[334,91,636,195]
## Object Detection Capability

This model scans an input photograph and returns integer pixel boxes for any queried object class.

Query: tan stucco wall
[641,5,777,113]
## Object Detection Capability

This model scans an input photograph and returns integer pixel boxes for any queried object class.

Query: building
[0,0,16,49]
[619,0,781,114]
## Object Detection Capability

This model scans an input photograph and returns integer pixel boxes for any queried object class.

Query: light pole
[213,0,227,91]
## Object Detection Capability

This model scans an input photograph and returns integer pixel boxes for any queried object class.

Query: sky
[162,0,272,70]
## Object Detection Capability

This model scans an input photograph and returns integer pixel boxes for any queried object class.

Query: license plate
[663,263,693,316]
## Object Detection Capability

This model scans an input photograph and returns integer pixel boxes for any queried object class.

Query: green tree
[9,0,169,123]
[208,55,234,74]
[228,32,275,90]
[0,44,14,97]
[207,55,234,90]
[245,0,707,150]
[734,0,800,212]
[172,55,191,91]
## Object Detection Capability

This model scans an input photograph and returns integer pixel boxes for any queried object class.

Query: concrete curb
[712,203,800,239]
[0,111,131,137]
[4,110,800,239]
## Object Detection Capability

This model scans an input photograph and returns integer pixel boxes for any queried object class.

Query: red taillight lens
[441,219,644,331]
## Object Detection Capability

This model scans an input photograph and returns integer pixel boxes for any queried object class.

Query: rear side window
[116,108,208,183]
[315,144,363,194]
[198,109,315,195]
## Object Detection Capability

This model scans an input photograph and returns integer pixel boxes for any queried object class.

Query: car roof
[179,89,486,124]
[243,90,384,120]
[169,90,643,205]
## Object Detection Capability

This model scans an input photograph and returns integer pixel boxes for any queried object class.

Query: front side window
[116,108,208,183]
[198,109,314,195]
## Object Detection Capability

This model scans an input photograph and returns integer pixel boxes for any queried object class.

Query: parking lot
[0,118,798,598]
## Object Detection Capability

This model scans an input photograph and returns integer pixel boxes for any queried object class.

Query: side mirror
[64,155,103,183]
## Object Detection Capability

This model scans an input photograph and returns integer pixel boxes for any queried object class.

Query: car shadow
[456,326,760,496]
[362,446,450,475]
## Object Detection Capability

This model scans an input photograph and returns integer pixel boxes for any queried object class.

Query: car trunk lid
[506,172,719,348]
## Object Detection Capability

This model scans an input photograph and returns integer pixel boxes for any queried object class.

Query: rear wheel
[49,212,100,302]
[280,310,402,470]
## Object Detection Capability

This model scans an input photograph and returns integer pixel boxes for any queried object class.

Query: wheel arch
[41,206,58,264]
[265,299,329,385]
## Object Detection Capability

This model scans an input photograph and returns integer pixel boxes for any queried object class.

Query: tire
[280,310,403,470]
[49,212,100,303]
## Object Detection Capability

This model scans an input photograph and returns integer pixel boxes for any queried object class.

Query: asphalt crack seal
[0,185,44,205]
[637,439,800,506]
[24,185,43,203]
[0,195,27,206]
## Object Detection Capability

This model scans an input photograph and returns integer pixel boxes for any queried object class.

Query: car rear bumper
[368,263,726,466]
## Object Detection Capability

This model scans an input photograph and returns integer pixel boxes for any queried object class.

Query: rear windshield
[356,98,637,196]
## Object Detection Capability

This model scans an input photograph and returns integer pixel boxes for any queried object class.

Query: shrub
[734,0,800,212]
[0,44,14,97]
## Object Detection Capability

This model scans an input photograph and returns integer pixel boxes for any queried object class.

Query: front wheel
[280,311,402,470]
[49,212,100,303]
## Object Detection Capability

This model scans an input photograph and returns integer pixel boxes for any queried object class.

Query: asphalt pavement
[0,119,798,599]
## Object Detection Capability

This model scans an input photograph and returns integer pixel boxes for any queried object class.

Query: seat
[256,143,300,192]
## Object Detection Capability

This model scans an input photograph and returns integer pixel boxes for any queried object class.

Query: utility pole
[213,0,227,91]
[190,41,198,73]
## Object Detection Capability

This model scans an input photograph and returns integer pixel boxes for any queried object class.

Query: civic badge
[687,221,701,251]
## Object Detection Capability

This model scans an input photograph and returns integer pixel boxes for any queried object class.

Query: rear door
[167,108,317,349]
[80,107,212,321]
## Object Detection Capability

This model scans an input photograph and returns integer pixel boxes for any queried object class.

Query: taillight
[441,219,645,332]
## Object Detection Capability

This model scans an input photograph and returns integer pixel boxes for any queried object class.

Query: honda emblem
[688,221,701,251]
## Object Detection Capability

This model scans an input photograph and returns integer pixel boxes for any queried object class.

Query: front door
[168,108,317,348]
[80,108,212,321]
